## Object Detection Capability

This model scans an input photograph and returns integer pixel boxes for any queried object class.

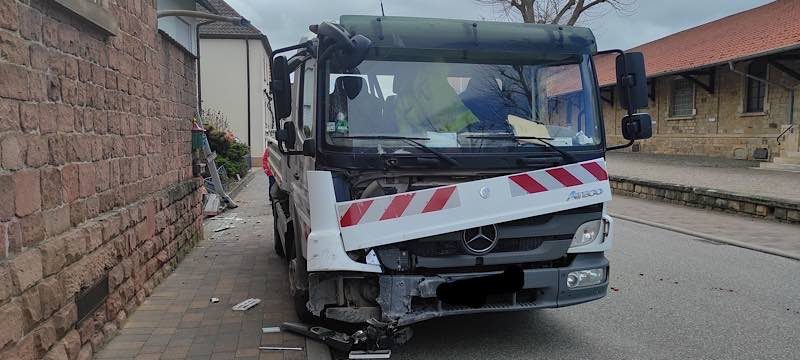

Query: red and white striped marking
[508,159,608,196]
[337,186,460,228]
[337,159,607,228]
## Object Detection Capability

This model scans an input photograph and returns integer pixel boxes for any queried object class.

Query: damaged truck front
[267,15,652,334]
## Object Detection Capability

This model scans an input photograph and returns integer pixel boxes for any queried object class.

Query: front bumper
[376,253,608,326]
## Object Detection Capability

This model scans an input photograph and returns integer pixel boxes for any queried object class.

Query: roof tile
[597,0,800,86]
[199,0,264,38]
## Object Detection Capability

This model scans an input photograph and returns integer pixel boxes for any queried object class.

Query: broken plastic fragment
[365,250,380,265]
[259,346,302,351]
[232,298,261,311]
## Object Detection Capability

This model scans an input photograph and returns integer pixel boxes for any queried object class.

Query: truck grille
[406,237,564,257]
[375,203,601,271]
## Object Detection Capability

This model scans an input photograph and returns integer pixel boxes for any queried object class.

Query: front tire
[287,200,319,323]
[292,287,317,323]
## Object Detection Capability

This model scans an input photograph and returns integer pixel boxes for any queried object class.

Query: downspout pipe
[245,40,252,164]
[728,61,795,125]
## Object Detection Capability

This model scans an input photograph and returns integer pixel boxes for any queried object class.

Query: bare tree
[475,0,632,25]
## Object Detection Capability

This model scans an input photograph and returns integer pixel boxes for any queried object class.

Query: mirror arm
[276,141,303,156]
[272,41,313,57]
[606,139,635,151]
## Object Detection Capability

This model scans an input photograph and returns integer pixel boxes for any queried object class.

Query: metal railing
[777,124,795,146]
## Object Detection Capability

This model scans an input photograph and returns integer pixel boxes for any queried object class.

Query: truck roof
[339,15,597,56]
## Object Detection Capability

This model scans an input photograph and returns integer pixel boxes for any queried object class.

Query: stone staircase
[760,151,800,171]
[760,125,800,172]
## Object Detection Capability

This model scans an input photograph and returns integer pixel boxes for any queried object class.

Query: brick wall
[602,59,800,160]
[0,1,203,360]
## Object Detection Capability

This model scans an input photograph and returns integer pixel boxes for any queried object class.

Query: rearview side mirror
[270,56,292,120]
[615,52,648,111]
[621,113,653,140]
[276,121,297,154]
[317,22,372,69]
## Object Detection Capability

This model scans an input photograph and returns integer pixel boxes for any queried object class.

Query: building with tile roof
[198,0,274,165]
[596,0,799,165]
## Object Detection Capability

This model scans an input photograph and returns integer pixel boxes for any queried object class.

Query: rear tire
[273,225,285,257]
[271,200,286,258]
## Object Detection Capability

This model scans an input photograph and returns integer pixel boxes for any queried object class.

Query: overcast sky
[226,0,773,51]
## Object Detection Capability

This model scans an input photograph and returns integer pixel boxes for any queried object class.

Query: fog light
[565,268,606,289]
[571,220,603,248]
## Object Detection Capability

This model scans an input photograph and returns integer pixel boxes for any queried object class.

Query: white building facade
[198,0,273,165]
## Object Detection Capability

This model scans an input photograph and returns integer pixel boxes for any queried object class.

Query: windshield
[324,55,600,153]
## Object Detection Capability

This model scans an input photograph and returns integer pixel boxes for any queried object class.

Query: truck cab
[267,15,651,331]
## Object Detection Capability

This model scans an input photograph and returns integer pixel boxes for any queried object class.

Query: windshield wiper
[466,134,576,163]
[332,135,460,166]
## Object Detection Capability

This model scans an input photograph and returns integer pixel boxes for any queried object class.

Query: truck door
[288,59,316,259]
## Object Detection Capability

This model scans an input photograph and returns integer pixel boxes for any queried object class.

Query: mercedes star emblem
[479,186,491,199]
[462,224,499,255]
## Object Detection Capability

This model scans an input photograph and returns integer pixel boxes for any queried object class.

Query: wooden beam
[681,73,715,94]
[769,60,800,82]
[600,89,614,105]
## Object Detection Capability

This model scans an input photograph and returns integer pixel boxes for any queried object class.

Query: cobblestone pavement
[96,172,310,360]
[609,195,800,257]
[606,152,800,202]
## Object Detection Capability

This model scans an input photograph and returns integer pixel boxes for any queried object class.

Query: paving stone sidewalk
[96,172,309,360]
[609,196,800,258]
[606,152,800,203]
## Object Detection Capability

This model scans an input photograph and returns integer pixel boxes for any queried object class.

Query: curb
[228,170,257,200]
[609,175,800,224]
[611,212,800,261]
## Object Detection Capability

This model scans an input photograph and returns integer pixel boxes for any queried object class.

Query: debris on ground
[207,216,244,221]
[610,287,620,292]
[711,287,736,293]
[258,346,303,351]
[213,225,234,232]
[262,327,281,334]
[281,322,354,352]
[232,298,261,311]
[203,193,221,216]
[349,350,392,359]
[210,297,220,303]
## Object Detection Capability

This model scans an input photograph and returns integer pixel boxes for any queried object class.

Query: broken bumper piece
[377,253,609,326]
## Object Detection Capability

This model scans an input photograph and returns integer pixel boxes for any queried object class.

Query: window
[301,62,316,136]
[324,57,602,151]
[292,65,303,131]
[53,0,118,36]
[669,78,694,117]
[745,61,767,113]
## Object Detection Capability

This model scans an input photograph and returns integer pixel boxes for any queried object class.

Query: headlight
[566,268,606,288]
[571,220,603,247]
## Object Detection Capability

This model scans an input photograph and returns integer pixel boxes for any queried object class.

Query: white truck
[267,15,651,348]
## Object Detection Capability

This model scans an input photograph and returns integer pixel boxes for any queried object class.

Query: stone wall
[0,1,203,360]
[602,59,800,160]
[610,176,800,224]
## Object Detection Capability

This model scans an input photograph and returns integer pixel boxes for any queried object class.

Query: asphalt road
[391,219,800,360]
